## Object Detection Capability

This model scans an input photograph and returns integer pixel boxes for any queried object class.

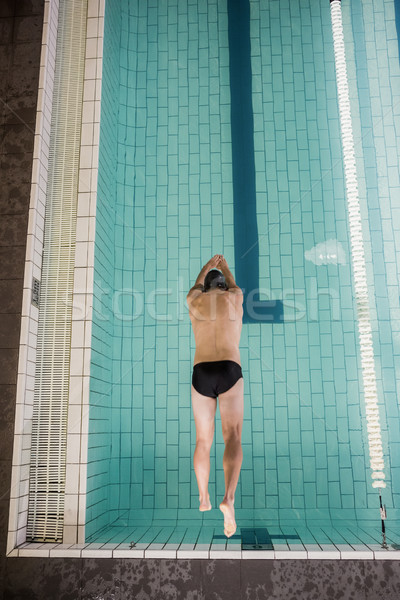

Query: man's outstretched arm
[218,256,242,294]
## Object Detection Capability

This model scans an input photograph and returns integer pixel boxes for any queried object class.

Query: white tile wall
[64,0,105,545]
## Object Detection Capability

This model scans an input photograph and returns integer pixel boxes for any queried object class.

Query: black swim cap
[203,269,228,292]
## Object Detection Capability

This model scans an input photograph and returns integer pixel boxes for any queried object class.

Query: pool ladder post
[379,488,388,550]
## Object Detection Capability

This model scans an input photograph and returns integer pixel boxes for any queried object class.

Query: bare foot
[219,499,236,537]
[199,495,212,511]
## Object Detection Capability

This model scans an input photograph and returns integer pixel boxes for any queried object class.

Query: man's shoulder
[186,286,204,303]
[227,286,243,297]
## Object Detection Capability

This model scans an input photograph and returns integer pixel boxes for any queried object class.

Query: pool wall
[62,0,106,544]
[84,0,120,539]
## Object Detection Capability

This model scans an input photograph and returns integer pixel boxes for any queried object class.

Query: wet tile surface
[160,559,203,600]
[0,152,34,179]
[0,349,18,385]
[0,212,29,246]
[12,15,44,43]
[4,557,47,599]
[0,500,10,554]
[2,122,35,153]
[0,313,21,348]
[0,178,32,216]
[81,558,121,600]
[0,1,15,19]
[0,246,26,279]
[269,560,366,600]
[119,559,160,600]
[2,557,400,599]
[3,106,37,132]
[41,558,83,600]
[0,44,12,71]
[0,420,14,462]
[364,561,400,600]
[241,559,275,599]
[1,383,18,422]
[0,18,14,46]
[0,0,44,574]
[0,0,44,18]
[0,279,23,312]
[14,0,46,17]
[201,559,241,599]
[0,460,12,499]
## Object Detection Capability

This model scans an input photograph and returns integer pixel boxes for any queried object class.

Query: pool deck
[10,523,400,560]
[1,0,400,598]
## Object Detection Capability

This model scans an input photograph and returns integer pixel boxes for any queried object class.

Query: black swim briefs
[192,360,243,398]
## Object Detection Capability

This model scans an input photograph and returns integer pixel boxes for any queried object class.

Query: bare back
[188,289,243,366]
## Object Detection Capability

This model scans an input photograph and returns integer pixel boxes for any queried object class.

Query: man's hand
[218,255,228,270]
[217,255,241,294]
[188,255,223,301]
[205,254,222,271]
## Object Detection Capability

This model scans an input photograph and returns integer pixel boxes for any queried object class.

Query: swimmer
[186,255,244,538]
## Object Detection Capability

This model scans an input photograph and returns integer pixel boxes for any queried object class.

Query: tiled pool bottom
[10,524,400,560]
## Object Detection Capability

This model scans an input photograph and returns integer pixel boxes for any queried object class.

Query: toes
[224,527,236,538]
[224,521,236,537]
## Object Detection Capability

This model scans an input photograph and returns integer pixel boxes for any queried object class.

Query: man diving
[186,254,244,538]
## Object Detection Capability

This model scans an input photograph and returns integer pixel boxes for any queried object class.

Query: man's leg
[218,376,244,537]
[191,384,217,510]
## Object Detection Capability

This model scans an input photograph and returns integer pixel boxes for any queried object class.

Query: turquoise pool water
[86,0,400,543]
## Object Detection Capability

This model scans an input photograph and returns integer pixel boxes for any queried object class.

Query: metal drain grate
[26,0,88,542]
[240,528,301,550]
[212,528,301,550]
[241,528,274,550]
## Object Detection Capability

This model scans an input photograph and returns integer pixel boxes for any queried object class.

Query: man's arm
[218,257,242,294]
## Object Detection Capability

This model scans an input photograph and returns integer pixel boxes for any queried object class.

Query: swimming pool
[8,0,400,558]
[85,0,400,546]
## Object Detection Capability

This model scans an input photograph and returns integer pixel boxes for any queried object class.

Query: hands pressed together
[206,254,227,271]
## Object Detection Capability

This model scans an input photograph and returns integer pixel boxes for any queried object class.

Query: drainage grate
[31,277,40,308]
[241,528,274,550]
[240,528,301,550]
[213,528,301,550]
[26,0,88,543]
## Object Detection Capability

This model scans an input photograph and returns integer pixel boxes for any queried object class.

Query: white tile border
[6,542,400,560]
[63,0,105,545]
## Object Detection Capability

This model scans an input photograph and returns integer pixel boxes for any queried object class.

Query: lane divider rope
[329,0,386,490]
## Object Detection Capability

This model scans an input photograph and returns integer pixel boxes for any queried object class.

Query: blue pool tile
[85,0,400,538]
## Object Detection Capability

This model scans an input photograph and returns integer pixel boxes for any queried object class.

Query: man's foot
[219,499,236,537]
[199,494,212,511]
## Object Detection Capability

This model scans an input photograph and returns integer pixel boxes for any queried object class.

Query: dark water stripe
[227,0,283,322]
[395,0,400,66]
